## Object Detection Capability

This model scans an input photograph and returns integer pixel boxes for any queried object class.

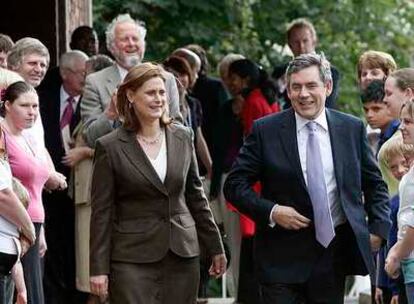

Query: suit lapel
[326,110,345,190]
[119,128,168,195]
[105,65,121,99]
[279,109,307,190]
[164,125,184,193]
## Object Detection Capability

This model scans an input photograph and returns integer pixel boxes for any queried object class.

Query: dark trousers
[260,225,350,304]
[22,223,44,304]
[0,251,17,304]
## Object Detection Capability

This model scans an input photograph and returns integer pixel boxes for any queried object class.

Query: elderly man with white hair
[81,14,181,147]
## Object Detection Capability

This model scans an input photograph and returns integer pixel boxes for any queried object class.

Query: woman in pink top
[1,81,50,304]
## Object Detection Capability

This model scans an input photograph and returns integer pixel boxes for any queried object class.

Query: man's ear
[325,79,333,97]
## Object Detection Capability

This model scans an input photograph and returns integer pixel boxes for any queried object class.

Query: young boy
[361,79,399,156]
[379,135,411,304]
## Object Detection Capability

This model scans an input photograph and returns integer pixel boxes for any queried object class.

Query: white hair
[105,14,147,52]
[0,67,24,90]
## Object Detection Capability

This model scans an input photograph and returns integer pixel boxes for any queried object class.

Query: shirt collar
[116,64,129,81]
[295,109,328,133]
[60,86,80,104]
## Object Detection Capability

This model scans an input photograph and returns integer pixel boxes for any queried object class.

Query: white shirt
[116,64,128,82]
[0,158,20,254]
[398,165,414,260]
[147,133,167,183]
[60,86,80,119]
[271,110,346,227]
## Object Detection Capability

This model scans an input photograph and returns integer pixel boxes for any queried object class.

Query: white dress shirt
[271,110,346,227]
[116,64,128,82]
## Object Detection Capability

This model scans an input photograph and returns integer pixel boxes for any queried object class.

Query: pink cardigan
[4,131,50,223]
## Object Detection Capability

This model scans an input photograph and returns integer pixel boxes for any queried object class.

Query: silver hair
[286,53,332,85]
[217,53,245,79]
[59,50,88,72]
[7,37,50,70]
[105,14,147,52]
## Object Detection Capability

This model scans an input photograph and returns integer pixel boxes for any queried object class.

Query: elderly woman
[89,62,226,303]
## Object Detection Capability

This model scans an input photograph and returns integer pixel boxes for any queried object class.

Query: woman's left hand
[208,253,227,278]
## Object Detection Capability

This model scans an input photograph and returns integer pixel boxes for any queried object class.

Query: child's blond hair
[382,133,414,167]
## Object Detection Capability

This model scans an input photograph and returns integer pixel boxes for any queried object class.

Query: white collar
[116,64,129,82]
[60,86,80,103]
[295,109,328,133]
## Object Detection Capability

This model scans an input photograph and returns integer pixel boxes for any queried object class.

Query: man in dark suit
[224,53,391,303]
[38,50,89,304]
[272,18,340,109]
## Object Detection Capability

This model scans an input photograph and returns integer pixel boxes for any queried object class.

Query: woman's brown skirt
[109,251,200,304]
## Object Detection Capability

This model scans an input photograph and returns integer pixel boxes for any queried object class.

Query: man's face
[288,27,316,57]
[288,65,331,120]
[76,31,98,56]
[363,101,393,132]
[0,51,8,69]
[14,53,48,87]
[61,58,87,96]
[359,67,386,90]
[111,21,145,70]
[384,76,408,119]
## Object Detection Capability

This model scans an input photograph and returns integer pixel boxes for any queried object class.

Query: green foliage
[93,0,414,116]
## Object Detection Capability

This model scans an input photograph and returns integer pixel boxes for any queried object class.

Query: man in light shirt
[224,53,390,303]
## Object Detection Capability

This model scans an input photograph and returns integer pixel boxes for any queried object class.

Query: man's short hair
[59,50,88,72]
[286,53,331,85]
[0,34,14,53]
[105,14,147,52]
[286,18,317,43]
[357,50,397,79]
[7,37,50,70]
[360,80,385,104]
[217,53,245,80]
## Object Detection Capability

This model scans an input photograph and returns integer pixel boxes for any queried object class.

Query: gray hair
[59,50,88,72]
[105,14,147,52]
[286,53,332,85]
[7,37,50,70]
[86,54,114,74]
[217,53,245,80]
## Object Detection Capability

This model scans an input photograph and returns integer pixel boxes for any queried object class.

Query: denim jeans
[406,282,414,304]
[0,274,14,304]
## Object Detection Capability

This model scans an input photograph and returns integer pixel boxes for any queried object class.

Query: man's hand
[374,287,383,304]
[104,90,119,120]
[208,253,227,279]
[390,295,399,304]
[271,205,311,230]
[370,234,383,252]
[62,147,93,167]
[90,275,109,301]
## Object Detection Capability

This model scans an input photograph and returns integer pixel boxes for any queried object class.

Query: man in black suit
[273,18,340,109]
[224,53,390,303]
[38,50,89,304]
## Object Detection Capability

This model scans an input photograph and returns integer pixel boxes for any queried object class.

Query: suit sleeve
[184,132,224,256]
[81,75,114,148]
[90,140,114,276]
[360,121,391,240]
[223,121,275,225]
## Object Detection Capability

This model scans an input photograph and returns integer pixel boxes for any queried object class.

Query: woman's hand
[20,221,36,246]
[208,253,227,279]
[62,147,93,167]
[38,226,47,258]
[385,252,401,279]
[44,172,67,192]
[19,235,31,257]
[90,275,109,300]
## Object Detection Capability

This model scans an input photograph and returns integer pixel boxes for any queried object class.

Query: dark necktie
[306,121,335,248]
[60,96,74,129]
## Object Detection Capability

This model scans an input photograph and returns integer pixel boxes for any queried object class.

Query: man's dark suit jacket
[223,108,391,284]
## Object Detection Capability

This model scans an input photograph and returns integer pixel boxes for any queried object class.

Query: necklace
[137,129,164,146]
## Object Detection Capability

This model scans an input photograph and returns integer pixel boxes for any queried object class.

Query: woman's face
[128,77,167,123]
[400,105,414,145]
[228,72,247,95]
[5,91,39,130]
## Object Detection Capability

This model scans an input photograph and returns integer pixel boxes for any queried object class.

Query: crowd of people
[0,11,413,304]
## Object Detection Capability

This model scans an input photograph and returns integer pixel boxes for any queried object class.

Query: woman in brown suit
[89,62,226,303]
